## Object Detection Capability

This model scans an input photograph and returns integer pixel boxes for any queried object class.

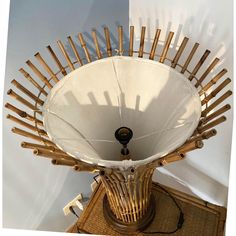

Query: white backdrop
[2,0,233,233]
[129,0,233,206]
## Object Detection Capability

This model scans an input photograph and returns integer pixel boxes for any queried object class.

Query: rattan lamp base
[103,194,156,233]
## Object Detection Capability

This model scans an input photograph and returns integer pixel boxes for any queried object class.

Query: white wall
[3,0,128,232]
[129,0,233,206]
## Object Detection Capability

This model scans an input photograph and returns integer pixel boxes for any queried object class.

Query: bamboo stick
[177,140,204,153]
[73,164,98,173]
[104,27,112,57]
[46,45,67,76]
[203,104,231,124]
[78,33,92,63]
[201,90,232,117]
[129,26,134,57]
[188,50,211,81]
[171,37,189,68]
[199,69,228,96]
[51,159,76,166]
[5,103,43,126]
[180,42,199,73]
[138,26,146,58]
[187,129,217,143]
[12,127,55,145]
[12,127,54,145]
[67,36,83,66]
[19,68,48,96]
[195,58,220,88]
[57,40,75,71]
[91,29,102,59]
[33,148,75,161]
[21,141,65,153]
[159,31,174,63]
[26,60,53,89]
[118,26,124,55]
[7,89,39,111]
[11,79,44,106]
[198,116,226,133]
[201,78,231,106]
[7,114,47,136]
[160,153,185,166]
[149,29,161,60]
[34,52,59,83]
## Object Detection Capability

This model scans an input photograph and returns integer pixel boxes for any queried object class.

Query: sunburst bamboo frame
[5,25,232,231]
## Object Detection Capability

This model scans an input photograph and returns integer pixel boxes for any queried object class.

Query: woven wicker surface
[68,182,226,236]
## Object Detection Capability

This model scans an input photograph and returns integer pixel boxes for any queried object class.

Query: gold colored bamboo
[181,42,199,73]
[188,50,211,81]
[159,31,174,63]
[34,52,59,83]
[201,78,231,106]
[57,40,75,71]
[203,104,231,124]
[177,140,204,153]
[163,153,185,165]
[91,29,102,59]
[11,79,44,106]
[129,26,134,57]
[195,58,220,88]
[187,129,217,143]
[118,26,123,55]
[138,26,146,58]
[7,89,38,111]
[104,27,112,57]
[5,103,43,126]
[74,164,98,173]
[7,114,47,136]
[198,116,226,133]
[26,60,53,89]
[19,68,48,96]
[67,36,83,66]
[149,29,161,60]
[12,127,54,145]
[201,90,232,117]
[171,37,189,68]
[46,45,67,76]
[51,159,76,166]
[33,148,76,161]
[21,141,65,153]
[78,33,92,63]
[199,69,228,96]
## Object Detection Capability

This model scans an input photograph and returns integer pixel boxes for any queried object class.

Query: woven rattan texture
[68,182,226,236]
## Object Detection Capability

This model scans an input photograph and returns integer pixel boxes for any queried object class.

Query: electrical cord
[143,182,185,235]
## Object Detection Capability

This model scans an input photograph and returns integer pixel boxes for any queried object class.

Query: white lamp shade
[43,56,201,168]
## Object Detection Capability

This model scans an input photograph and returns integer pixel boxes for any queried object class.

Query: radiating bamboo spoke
[57,40,75,71]
[47,45,67,76]
[159,31,174,63]
[91,29,102,59]
[67,36,83,66]
[181,42,199,74]
[138,26,146,58]
[78,33,92,63]
[171,37,189,68]
[34,52,59,83]
[104,27,112,57]
[198,116,226,133]
[19,68,48,96]
[149,29,161,60]
[118,26,123,55]
[129,26,134,57]
[188,50,210,81]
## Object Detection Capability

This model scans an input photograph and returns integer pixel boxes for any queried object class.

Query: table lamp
[5,25,232,233]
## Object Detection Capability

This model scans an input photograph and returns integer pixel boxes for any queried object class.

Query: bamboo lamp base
[103,194,156,233]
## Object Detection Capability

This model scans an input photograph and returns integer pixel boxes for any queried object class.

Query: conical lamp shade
[43,56,201,168]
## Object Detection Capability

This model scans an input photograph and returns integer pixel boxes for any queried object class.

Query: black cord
[69,206,80,218]
[93,174,100,184]
[143,183,184,235]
